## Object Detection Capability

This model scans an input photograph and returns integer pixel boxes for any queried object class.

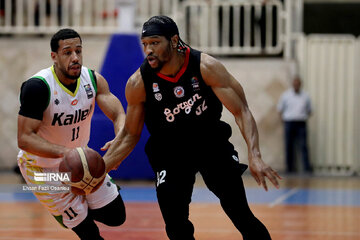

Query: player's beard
[152,59,164,72]
[63,64,82,79]
[151,43,172,72]
[66,71,81,80]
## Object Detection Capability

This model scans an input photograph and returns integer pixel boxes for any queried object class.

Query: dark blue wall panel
[88,34,154,180]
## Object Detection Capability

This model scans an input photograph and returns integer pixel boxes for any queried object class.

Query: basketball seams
[76,147,92,182]
[60,147,106,195]
[71,147,106,194]
[76,147,95,194]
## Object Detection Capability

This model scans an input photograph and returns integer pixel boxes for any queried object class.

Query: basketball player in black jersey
[104,16,281,240]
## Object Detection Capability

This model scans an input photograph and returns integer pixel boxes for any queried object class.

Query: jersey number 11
[71,126,80,141]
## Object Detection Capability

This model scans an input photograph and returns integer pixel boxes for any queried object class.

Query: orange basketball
[59,147,106,195]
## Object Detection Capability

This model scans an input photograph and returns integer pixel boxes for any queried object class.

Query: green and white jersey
[18,65,97,168]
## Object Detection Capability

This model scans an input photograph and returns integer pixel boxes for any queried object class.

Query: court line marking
[268,188,299,208]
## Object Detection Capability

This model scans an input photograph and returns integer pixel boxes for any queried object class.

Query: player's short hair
[50,28,82,52]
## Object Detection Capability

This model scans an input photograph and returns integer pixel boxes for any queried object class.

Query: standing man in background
[17,28,126,239]
[104,15,281,240]
[277,76,312,173]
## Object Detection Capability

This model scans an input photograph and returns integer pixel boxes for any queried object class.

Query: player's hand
[249,156,281,191]
[101,140,114,151]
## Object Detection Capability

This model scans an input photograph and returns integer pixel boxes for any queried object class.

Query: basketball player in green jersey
[17,29,126,240]
[104,16,281,240]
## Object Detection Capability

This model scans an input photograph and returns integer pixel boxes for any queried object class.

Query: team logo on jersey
[173,86,185,98]
[54,99,60,105]
[51,105,92,126]
[84,84,93,99]
[164,93,205,122]
[71,99,78,106]
[191,77,200,91]
[232,155,239,162]
[154,93,162,101]
[153,83,160,92]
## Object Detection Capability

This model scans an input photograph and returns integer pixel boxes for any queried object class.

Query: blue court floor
[0,174,359,207]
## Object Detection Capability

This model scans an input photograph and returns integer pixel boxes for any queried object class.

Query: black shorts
[145,132,248,186]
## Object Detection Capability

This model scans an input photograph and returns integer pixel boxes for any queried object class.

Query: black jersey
[140,47,231,140]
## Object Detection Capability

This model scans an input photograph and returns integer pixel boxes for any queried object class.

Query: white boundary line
[268,188,299,208]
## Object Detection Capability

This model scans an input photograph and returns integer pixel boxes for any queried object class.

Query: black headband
[141,23,179,39]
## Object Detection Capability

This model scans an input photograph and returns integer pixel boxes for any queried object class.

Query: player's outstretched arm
[200,53,281,191]
[103,69,146,172]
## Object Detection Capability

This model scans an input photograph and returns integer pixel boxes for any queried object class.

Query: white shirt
[18,65,97,168]
[277,89,312,121]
